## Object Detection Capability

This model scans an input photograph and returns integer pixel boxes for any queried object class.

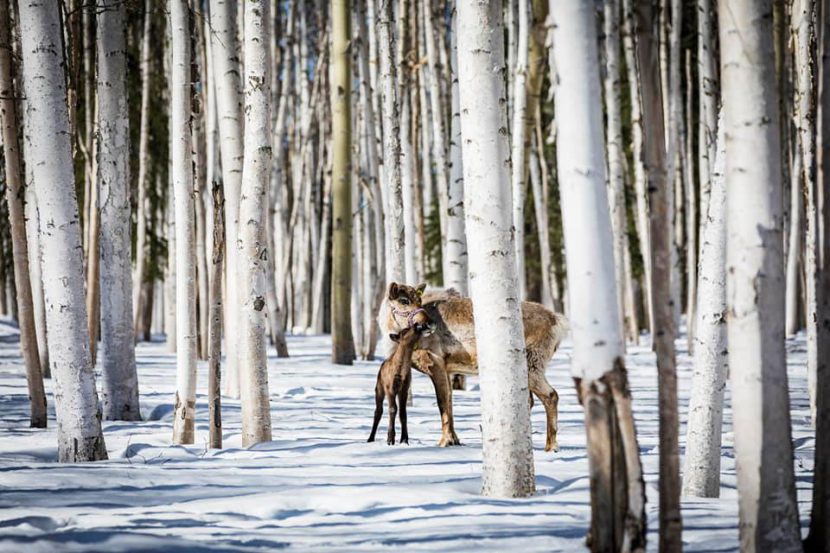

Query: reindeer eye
[399,298,410,305]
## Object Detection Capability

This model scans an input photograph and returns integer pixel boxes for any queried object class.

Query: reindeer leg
[386,393,398,445]
[429,357,461,447]
[398,377,410,444]
[528,361,560,452]
[368,379,384,442]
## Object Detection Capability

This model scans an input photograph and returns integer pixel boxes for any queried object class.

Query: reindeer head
[387,282,434,335]
[389,315,434,345]
[388,282,426,308]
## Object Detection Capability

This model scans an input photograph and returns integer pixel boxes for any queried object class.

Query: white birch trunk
[170,0,198,445]
[238,0,273,446]
[552,2,645,547]
[209,0,244,398]
[376,0,405,286]
[553,0,623,444]
[23,136,48,378]
[447,7,468,294]
[529,140,552,308]
[682,112,726,498]
[509,0,529,299]
[19,0,107,461]
[401,91,418,285]
[423,0,461,291]
[697,0,718,219]
[164,195,177,351]
[603,0,626,337]
[97,0,140,420]
[457,0,535,498]
[133,0,152,337]
[720,1,802,549]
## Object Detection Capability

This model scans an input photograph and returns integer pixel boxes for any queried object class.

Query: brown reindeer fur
[380,282,569,451]
[368,325,433,445]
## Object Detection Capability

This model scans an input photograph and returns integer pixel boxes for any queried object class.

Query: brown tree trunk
[330,0,355,365]
[208,183,225,450]
[808,0,830,547]
[634,1,682,550]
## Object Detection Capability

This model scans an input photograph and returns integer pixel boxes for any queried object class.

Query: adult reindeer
[380,283,568,451]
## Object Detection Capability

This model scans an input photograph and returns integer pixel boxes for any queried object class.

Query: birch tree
[170,0,198,445]
[457,0,535,499]
[682,112,727,498]
[376,0,405,287]
[697,0,720,209]
[0,0,47,427]
[133,0,152,337]
[18,0,107,461]
[209,0,243,398]
[602,0,626,336]
[238,0,273,446]
[22,107,49,380]
[634,2,681,548]
[446,6,468,293]
[551,0,646,547]
[331,0,355,365]
[719,1,802,549]
[208,184,224,450]
[509,0,529,299]
[97,0,140,421]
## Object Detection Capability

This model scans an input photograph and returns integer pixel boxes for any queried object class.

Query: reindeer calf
[368,324,432,445]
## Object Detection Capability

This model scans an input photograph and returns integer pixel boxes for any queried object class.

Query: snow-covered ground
[0,318,816,552]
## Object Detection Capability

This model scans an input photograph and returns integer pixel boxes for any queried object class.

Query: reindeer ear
[388,282,399,300]
[416,283,426,297]
[389,332,401,343]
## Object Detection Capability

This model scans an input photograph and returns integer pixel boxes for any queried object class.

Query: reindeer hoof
[367,437,375,443]
[401,438,409,445]
[437,433,462,447]
[545,440,559,453]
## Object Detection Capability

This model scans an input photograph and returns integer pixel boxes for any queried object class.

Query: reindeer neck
[390,336,418,366]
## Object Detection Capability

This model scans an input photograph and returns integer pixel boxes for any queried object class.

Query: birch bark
[238,0,273,446]
[447,6,467,294]
[133,0,152,338]
[97,0,140,421]
[170,0,198,445]
[209,0,244,398]
[19,0,107,461]
[603,0,626,336]
[682,112,726,498]
[551,1,646,547]
[457,0,535,499]
[720,1,803,549]
[509,0,529,299]
[376,0,405,286]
